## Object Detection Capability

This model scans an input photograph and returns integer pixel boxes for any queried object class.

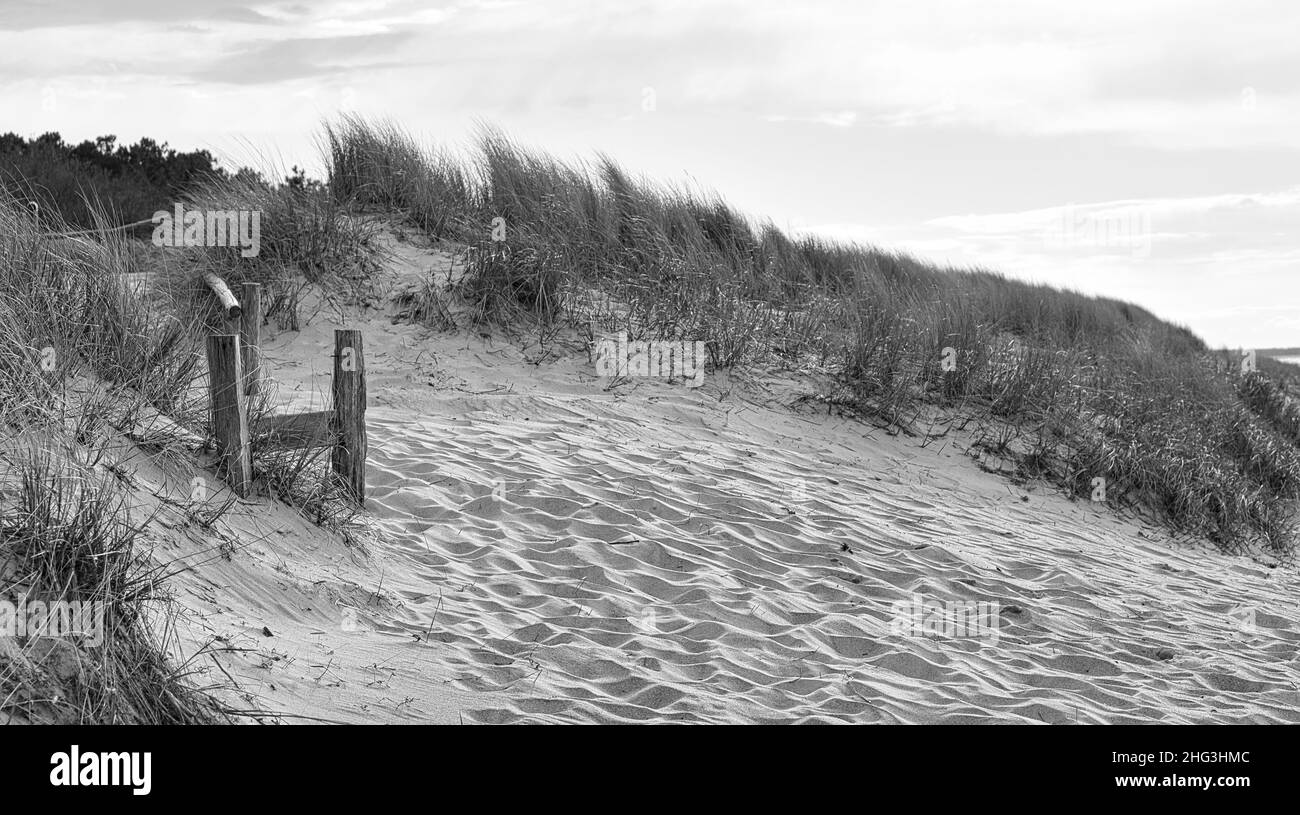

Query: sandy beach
[140,229,1300,724]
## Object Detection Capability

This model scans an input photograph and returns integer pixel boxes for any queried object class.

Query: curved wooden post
[203,273,241,320]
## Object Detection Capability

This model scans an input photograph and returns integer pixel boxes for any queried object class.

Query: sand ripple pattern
[356,395,1300,724]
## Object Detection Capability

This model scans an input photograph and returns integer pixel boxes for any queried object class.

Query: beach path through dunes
[179,231,1300,724]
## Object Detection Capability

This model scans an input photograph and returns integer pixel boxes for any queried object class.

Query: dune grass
[153,163,382,333]
[0,168,367,720]
[323,115,1299,553]
[0,446,230,724]
[2,113,1296,728]
[0,191,237,722]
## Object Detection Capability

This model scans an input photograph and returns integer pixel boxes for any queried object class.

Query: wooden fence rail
[203,277,367,504]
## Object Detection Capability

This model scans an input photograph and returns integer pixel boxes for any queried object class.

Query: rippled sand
[163,232,1300,724]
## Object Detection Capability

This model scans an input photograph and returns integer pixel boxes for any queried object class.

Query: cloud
[928,188,1300,236]
[6,0,1300,148]
[0,0,277,30]
[764,112,857,127]
[190,31,419,85]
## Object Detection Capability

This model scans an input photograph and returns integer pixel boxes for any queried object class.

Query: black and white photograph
[0,0,1292,797]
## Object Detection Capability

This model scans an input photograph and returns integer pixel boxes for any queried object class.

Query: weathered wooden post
[240,282,262,398]
[206,333,252,497]
[331,329,367,504]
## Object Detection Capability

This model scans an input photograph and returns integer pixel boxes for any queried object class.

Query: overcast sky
[1,0,1296,347]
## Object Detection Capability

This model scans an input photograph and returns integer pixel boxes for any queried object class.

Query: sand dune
[159,230,1300,724]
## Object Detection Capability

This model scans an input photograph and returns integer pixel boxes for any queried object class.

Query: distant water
[1274,356,1300,366]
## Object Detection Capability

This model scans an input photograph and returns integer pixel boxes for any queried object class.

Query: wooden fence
[204,278,367,504]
